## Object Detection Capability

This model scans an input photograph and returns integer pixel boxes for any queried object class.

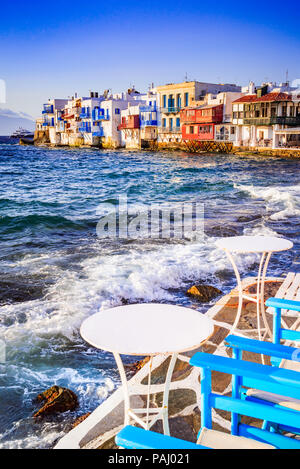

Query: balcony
[242,116,300,126]
[273,116,300,126]
[161,107,181,114]
[42,104,54,114]
[79,125,91,133]
[118,115,140,130]
[80,111,90,119]
[159,126,181,134]
[92,129,104,137]
[92,109,109,120]
[140,105,157,112]
[141,119,158,127]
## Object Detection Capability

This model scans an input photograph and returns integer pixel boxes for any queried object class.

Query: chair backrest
[265,298,300,368]
[189,351,300,449]
[265,298,300,345]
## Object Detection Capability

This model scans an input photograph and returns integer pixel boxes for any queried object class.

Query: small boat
[11,127,34,139]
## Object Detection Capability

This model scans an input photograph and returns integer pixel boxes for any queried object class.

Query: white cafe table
[216,236,293,340]
[80,303,214,435]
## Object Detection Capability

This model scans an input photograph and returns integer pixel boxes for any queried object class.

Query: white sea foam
[0,235,260,347]
[236,183,300,221]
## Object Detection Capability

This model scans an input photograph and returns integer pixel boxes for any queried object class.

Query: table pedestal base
[114,352,178,436]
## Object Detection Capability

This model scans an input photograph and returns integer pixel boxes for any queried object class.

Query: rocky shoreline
[23,131,300,158]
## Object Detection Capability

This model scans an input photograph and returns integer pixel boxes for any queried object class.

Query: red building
[181,104,223,141]
[118,115,140,130]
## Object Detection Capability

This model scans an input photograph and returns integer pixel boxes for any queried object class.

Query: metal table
[80,303,214,435]
[216,236,293,340]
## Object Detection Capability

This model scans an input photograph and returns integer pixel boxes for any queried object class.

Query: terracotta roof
[232,94,257,103]
[233,92,291,104]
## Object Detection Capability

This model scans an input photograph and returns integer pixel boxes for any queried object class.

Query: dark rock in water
[0,276,48,306]
[33,385,78,418]
[204,224,239,237]
[236,214,262,223]
[72,412,91,429]
[187,284,222,302]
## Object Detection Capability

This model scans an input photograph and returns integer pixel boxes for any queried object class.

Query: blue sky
[1,0,300,118]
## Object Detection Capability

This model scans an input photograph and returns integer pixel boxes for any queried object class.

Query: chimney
[248,81,255,95]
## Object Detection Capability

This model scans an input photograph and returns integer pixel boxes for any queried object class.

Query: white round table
[216,236,293,340]
[80,303,214,435]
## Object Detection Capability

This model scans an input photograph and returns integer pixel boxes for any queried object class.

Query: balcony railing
[160,107,181,114]
[140,105,157,112]
[141,119,158,127]
[273,116,300,126]
[80,111,91,119]
[92,109,109,120]
[42,104,54,114]
[159,126,181,133]
[79,126,91,133]
[242,116,300,126]
[92,129,104,137]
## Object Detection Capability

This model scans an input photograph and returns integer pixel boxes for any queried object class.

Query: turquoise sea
[0,143,299,448]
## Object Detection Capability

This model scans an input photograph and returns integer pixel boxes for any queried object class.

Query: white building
[232,81,300,148]
[40,98,68,145]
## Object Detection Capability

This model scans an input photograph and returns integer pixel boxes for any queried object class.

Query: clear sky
[1,0,300,118]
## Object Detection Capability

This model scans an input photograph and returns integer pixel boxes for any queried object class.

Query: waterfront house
[78,92,105,146]
[139,90,159,148]
[40,98,68,145]
[232,82,300,149]
[60,96,83,146]
[100,92,137,148]
[273,88,300,149]
[180,103,223,141]
[118,90,159,149]
[180,91,242,143]
[156,81,241,144]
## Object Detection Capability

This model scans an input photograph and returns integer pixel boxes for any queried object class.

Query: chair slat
[266,272,295,314]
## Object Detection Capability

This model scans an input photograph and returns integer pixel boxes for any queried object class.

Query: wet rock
[187,284,222,302]
[33,385,78,418]
[124,357,150,377]
[236,214,261,223]
[72,412,91,429]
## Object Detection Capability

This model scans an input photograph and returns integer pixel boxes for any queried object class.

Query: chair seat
[197,428,274,449]
[246,389,300,412]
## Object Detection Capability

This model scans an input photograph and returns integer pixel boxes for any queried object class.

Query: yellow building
[156,81,241,143]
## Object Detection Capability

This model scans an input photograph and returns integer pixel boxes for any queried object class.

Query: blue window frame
[162,118,166,127]
[176,117,180,128]
[115,108,120,114]
[163,95,166,108]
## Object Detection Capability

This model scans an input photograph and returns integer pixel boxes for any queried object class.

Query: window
[163,95,166,107]
[115,108,120,114]
[162,118,166,127]
[168,95,174,109]
[176,117,180,128]
[169,118,173,129]
[184,92,189,107]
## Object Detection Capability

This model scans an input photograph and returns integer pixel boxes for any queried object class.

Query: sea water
[0,143,299,448]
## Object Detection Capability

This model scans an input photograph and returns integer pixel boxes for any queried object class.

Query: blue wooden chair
[225,297,300,436]
[116,349,300,449]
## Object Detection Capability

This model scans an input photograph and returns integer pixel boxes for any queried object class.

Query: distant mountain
[0,108,35,136]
